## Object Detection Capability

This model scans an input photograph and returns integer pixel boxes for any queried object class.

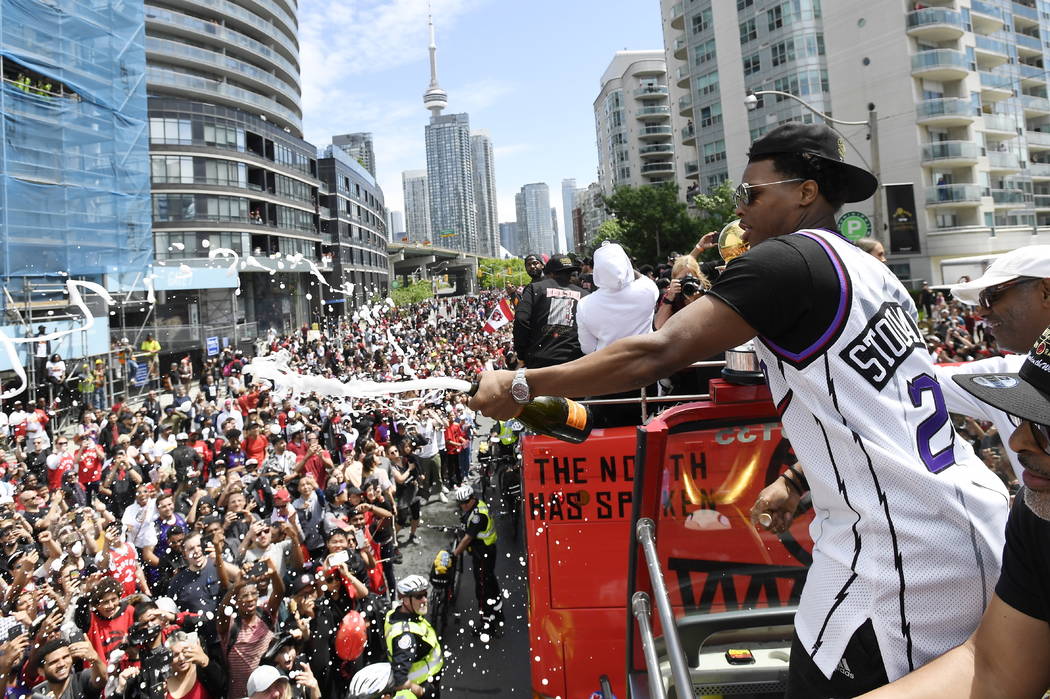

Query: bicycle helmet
[453,484,475,503]
[347,662,394,699]
[396,574,429,596]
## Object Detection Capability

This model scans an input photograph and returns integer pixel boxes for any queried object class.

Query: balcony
[911,49,969,80]
[916,97,977,126]
[971,0,1006,32]
[906,8,965,40]
[1027,130,1050,149]
[681,123,696,144]
[673,37,687,60]
[979,71,1015,100]
[639,143,674,158]
[685,162,699,179]
[641,161,675,176]
[987,150,1022,171]
[1013,1,1039,23]
[1030,162,1050,178]
[1015,32,1042,55]
[678,94,693,117]
[636,105,671,121]
[638,125,673,140]
[670,2,684,29]
[920,140,980,166]
[974,36,1010,67]
[676,65,690,88]
[1034,194,1050,209]
[981,112,1017,134]
[990,188,1027,207]
[925,184,985,206]
[634,85,669,99]
[1022,95,1050,115]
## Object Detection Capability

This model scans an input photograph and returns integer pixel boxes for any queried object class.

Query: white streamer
[0,280,113,400]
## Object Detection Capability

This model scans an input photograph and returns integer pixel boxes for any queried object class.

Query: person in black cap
[470,120,1010,698]
[863,325,1050,697]
[512,254,588,369]
[523,254,544,282]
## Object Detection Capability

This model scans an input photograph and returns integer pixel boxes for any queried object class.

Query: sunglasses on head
[978,277,1041,310]
[733,178,805,207]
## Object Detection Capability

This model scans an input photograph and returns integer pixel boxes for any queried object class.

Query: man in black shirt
[166,532,221,616]
[513,255,587,368]
[864,326,1050,697]
[32,637,106,699]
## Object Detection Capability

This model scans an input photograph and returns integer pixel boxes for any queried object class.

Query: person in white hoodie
[577,242,658,353]
[576,242,659,426]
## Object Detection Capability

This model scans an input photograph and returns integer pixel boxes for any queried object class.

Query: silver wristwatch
[510,368,531,404]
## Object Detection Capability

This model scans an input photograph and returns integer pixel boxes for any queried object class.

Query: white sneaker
[439,493,448,503]
[441,486,450,494]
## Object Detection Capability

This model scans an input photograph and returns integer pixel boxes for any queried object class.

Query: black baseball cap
[748,122,878,203]
[952,325,1050,427]
[544,255,579,275]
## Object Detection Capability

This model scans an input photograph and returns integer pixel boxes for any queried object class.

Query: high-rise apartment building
[402,170,431,244]
[561,178,577,253]
[0,0,152,377]
[661,0,1050,283]
[388,211,405,240]
[499,222,520,257]
[333,133,376,177]
[471,131,500,257]
[144,0,335,333]
[516,183,557,254]
[594,51,677,195]
[574,182,612,251]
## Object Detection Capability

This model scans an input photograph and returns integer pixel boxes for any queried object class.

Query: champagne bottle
[467,386,593,444]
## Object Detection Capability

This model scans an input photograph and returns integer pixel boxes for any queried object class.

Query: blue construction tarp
[0,0,152,291]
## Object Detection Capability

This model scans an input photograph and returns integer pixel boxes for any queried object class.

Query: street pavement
[393,418,533,696]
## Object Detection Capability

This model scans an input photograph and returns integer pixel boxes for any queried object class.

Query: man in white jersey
[468,122,1009,698]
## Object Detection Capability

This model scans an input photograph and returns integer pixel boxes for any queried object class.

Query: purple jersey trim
[760,230,851,363]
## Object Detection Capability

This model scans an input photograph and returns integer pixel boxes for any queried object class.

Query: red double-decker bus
[521,378,815,698]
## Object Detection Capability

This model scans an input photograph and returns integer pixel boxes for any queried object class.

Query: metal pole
[636,518,694,697]
[869,108,884,242]
[631,592,667,699]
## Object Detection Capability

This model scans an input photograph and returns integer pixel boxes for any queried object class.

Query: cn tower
[422,11,448,117]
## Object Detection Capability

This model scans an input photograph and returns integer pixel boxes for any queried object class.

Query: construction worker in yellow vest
[452,484,504,638]
[385,575,443,698]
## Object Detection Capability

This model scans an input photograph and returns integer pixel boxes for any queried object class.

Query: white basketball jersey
[752,229,1009,681]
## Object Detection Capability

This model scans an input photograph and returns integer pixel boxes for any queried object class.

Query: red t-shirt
[241,435,268,464]
[286,438,308,458]
[107,542,141,596]
[47,452,74,491]
[167,681,211,699]
[76,447,104,485]
[301,452,330,489]
[88,603,135,662]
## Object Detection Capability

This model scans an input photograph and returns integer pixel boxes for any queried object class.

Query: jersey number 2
[907,373,955,474]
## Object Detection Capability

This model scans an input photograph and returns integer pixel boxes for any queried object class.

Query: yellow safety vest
[384,609,443,686]
[497,421,517,445]
[472,500,497,547]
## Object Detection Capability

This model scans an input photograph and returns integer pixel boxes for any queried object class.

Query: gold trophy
[717,219,749,264]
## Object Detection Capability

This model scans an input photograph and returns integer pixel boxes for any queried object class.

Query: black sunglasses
[978,277,1041,310]
[733,178,804,207]
[407,591,428,600]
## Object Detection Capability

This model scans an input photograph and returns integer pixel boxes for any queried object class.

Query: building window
[737,0,754,10]
[771,40,791,66]
[703,140,727,164]
[696,70,719,95]
[699,102,723,127]
[691,8,712,34]
[743,53,761,76]
[768,5,783,30]
[706,172,728,189]
[694,38,717,65]
[739,18,757,43]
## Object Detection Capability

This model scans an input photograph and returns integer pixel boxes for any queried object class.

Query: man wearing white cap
[245,665,292,699]
[936,245,1050,482]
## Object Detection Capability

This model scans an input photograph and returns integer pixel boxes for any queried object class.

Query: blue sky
[298,0,664,245]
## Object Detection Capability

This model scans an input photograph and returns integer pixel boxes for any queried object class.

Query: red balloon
[335,610,367,661]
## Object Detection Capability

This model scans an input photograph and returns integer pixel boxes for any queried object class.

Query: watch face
[510,381,529,403]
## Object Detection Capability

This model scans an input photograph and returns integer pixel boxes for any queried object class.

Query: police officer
[451,484,503,637]
[385,575,442,698]
[490,419,519,463]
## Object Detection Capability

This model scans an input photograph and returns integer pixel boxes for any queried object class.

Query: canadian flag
[483,298,514,333]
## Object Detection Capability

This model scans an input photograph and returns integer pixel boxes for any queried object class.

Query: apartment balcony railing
[925,184,986,205]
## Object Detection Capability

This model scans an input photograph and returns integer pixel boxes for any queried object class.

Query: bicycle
[425,523,465,639]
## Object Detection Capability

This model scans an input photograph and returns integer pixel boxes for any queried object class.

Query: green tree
[691,181,738,263]
[389,279,433,306]
[602,183,701,265]
[591,218,624,248]
[477,257,531,290]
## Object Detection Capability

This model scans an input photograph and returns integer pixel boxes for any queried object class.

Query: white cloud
[493,143,531,158]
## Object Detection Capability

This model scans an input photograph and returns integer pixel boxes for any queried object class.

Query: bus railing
[576,360,726,422]
[631,591,665,699]
[636,517,694,698]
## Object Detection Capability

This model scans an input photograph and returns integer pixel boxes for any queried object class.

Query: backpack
[222,362,233,378]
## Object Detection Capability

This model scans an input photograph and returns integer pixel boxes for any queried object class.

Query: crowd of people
[0,291,517,699]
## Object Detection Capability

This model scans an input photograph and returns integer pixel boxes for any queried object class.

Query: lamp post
[745,90,882,242]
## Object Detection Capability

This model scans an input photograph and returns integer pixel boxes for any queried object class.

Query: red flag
[483,298,514,333]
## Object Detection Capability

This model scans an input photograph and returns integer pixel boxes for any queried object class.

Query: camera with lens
[679,275,703,297]
[655,277,671,291]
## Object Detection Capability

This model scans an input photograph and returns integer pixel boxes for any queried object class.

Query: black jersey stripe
[954,484,988,610]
